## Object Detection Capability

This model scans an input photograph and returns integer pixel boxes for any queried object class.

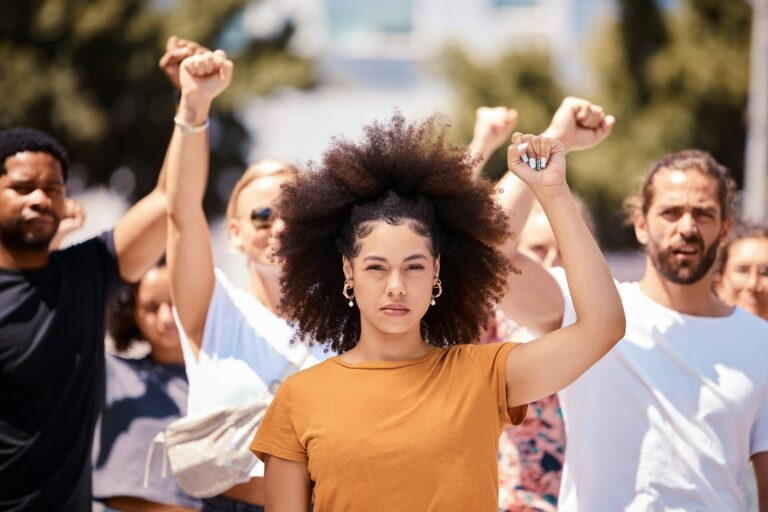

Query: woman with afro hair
[248,112,626,511]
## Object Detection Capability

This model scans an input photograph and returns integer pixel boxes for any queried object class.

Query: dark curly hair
[275,112,513,353]
[0,127,69,180]
[107,260,167,352]
[107,282,143,353]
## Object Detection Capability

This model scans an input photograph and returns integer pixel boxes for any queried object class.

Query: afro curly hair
[0,127,69,180]
[275,112,513,354]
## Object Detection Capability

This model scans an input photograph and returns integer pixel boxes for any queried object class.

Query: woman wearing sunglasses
[165,49,325,512]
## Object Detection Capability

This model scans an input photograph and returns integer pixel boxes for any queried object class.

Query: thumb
[166,35,179,52]
[597,115,616,140]
[507,142,536,179]
[505,109,519,126]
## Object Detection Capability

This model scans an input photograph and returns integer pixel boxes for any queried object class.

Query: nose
[271,218,285,236]
[746,270,764,292]
[157,303,176,333]
[27,188,52,211]
[677,213,698,237]
[386,271,406,297]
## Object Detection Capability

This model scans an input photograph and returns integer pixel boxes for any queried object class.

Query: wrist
[540,128,571,153]
[532,184,572,203]
[177,95,212,125]
[468,139,493,160]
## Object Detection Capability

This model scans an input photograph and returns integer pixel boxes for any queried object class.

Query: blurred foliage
[443,46,563,180]
[0,0,316,212]
[445,0,752,249]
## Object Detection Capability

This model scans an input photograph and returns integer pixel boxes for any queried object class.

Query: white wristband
[173,115,209,133]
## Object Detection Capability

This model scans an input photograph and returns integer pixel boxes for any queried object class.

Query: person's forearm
[496,171,535,244]
[536,185,624,337]
[167,96,211,226]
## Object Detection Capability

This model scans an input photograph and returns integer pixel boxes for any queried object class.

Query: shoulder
[282,356,338,388]
[446,341,518,366]
[105,352,147,374]
[56,231,116,262]
[727,308,768,341]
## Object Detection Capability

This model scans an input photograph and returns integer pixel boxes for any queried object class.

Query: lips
[672,244,701,256]
[380,303,410,317]
[23,214,56,226]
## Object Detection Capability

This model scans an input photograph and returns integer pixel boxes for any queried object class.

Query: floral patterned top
[478,308,566,512]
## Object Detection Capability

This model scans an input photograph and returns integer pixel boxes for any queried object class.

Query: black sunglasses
[250,207,274,227]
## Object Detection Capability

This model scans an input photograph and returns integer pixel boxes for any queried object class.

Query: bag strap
[143,432,168,488]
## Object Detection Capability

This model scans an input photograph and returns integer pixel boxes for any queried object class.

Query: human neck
[345,324,431,362]
[247,259,281,314]
[637,258,732,317]
[0,244,49,270]
[149,344,185,366]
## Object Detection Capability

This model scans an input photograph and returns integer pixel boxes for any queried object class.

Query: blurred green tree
[571,0,751,247]
[0,0,316,212]
[444,0,751,248]
[443,46,563,181]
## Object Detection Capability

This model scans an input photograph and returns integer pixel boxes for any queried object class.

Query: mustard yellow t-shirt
[251,342,526,511]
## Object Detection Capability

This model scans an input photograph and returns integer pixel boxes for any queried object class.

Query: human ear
[433,256,441,278]
[719,217,733,244]
[342,256,353,282]
[227,217,244,253]
[633,211,649,246]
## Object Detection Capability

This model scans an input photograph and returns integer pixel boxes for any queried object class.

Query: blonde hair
[226,159,298,220]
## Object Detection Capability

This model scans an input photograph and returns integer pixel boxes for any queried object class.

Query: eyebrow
[9,177,64,187]
[363,254,427,263]
[657,204,718,214]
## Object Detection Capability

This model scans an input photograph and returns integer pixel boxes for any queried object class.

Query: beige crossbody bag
[144,343,313,498]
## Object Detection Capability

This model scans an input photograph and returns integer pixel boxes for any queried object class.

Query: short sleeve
[250,381,307,463]
[751,388,768,456]
[548,266,576,328]
[58,230,125,302]
[465,342,527,426]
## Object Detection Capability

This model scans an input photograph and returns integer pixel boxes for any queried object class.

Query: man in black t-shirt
[0,125,169,510]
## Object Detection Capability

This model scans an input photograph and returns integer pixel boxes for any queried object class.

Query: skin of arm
[467,106,518,180]
[166,50,233,354]
[110,38,212,283]
[503,134,625,407]
[264,455,312,512]
[497,97,615,335]
[755,451,768,512]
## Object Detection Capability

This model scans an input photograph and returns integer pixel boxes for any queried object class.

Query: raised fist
[470,106,519,156]
[507,133,566,193]
[542,97,615,154]
[179,50,234,103]
[50,199,86,250]
[159,36,209,91]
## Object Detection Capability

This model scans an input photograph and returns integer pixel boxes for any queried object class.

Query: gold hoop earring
[431,278,443,306]
[343,281,355,308]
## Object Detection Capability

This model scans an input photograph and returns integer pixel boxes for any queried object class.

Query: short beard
[648,237,720,285]
[0,217,58,251]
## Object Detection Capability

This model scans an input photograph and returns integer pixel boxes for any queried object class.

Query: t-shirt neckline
[628,281,738,321]
[331,347,444,370]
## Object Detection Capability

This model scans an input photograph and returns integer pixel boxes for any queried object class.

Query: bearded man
[0,126,168,511]
[497,149,768,511]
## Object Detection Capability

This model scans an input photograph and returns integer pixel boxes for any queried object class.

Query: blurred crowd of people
[0,37,766,512]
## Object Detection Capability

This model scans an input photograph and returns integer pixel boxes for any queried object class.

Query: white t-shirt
[551,268,768,511]
[175,269,331,476]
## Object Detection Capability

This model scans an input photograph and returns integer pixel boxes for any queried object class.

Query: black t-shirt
[0,232,124,511]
